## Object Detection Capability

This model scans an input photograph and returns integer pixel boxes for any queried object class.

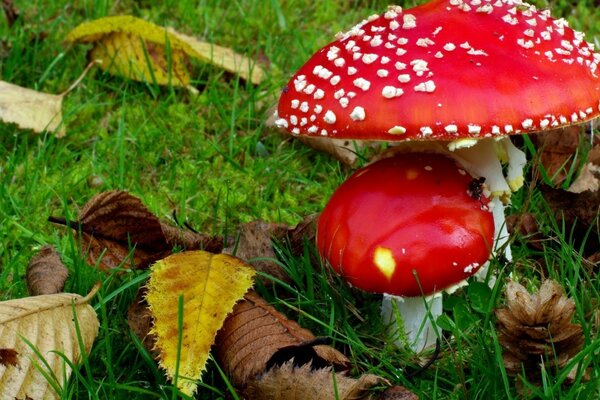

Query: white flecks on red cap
[276,0,600,141]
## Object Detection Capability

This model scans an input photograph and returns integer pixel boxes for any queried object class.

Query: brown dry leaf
[66,15,265,86]
[286,214,319,254]
[378,386,419,400]
[244,361,387,400]
[0,288,99,399]
[0,80,65,137]
[215,291,349,388]
[26,245,69,295]
[50,191,223,270]
[531,126,582,186]
[146,251,255,396]
[224,220,289,283]
[126,287,157,357]
[539,185,599,255]
[1,0,19,27]
[505,213,544,250]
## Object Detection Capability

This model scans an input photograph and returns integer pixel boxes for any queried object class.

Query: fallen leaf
[505,213,544,251]
[531,126,582,186]
[567,162,600,193]
[0,80,65,136]
[539,185,599,255]
[145,251,255,396]
[1,0,19,28]
[244,361,387,400]
[66,15,265,86]
[224,220,289,283]
[126,287,157,357]
[0,289,99,399]
[26,245,69,295]
[49,190,223,270]
[286,213,319,255]
[378,386,419,400]
[214,291,349,388]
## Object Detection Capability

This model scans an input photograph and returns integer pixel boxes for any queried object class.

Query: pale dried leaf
[0,80,64,136]
[215,291,348,387]
[0,291,99,399]
[567,163,600,193]
[244,361,387,400]
[26,246,69,295]
[146,251,255,396]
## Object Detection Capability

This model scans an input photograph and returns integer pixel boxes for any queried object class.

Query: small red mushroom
[317,153,494,350]
[317,153,494,297]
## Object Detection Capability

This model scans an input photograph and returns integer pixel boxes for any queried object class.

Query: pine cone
[495,280,584,378]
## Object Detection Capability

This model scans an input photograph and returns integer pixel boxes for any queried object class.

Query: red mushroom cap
[276,0,600,140]
[316,153,495,297]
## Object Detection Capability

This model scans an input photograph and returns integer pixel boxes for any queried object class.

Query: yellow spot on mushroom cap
[406,169,419,180]
[374,247,396,281]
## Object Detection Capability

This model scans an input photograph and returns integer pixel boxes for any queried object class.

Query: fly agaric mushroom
[317,153,495,351]
[274,0,600,351]
[274,0,600,249]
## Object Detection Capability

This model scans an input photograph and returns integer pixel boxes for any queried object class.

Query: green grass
[1,0,599,398]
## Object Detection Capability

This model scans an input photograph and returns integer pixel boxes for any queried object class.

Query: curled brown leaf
[50,191,223,270]
[244,361,388,400]
[26,246,68,295]
[214,291,349,388]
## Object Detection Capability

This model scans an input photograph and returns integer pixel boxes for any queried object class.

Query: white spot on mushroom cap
[445,124,458,134]
[350,106,366,121]
[348,67,358,75]
[362,53,379,64]
[382,86,404,98]
[420,126,433,136]
[443,43,456,51]
[398,74,411,83]
[275,118,288,129]
[324,110,337,124]
[402,14,417,29]
[414,80,436,93]
[353,77,371,91]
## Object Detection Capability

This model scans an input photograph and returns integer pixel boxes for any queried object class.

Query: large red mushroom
[275,0,600,351]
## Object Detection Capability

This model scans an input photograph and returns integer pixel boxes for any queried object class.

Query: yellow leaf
[0,81,65,137]
[145,251,255,396]
[66,15,265,85]
[0,289,99,399]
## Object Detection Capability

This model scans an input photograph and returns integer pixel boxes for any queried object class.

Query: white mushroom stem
[381,293,442,353]
[382,137,526,352]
